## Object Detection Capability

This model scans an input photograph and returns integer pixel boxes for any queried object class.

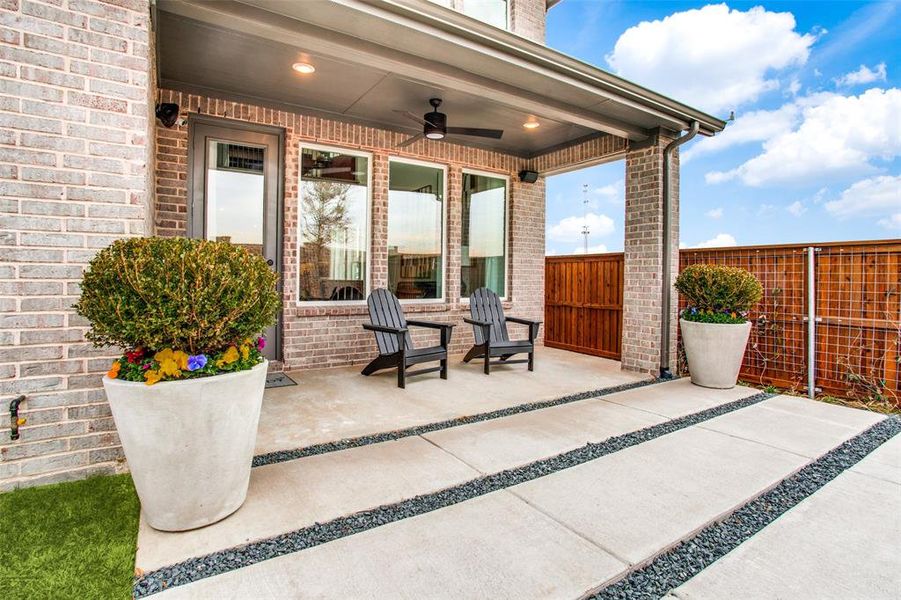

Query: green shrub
[76,237,280,355]
[676,264,762,323]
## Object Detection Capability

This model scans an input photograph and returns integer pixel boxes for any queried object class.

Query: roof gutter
[659,121,700,379]
[546,0,564,9]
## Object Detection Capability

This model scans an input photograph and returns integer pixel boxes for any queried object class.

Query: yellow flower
[216,345,240,368]
[158,358,181,378]
[144,369,162,385]
[154,348,174,363]
[240,345,250,360]
[107,361,121,379]
[172,350,189,370]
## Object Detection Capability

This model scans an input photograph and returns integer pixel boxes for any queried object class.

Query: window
[298,146,370,302]
[461,172,507,298]
[206,141,266,255]
[388,159,445,300]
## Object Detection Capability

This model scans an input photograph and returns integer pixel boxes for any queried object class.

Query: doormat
[265,373,297,389]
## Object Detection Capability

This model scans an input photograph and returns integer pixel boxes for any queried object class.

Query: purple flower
[187,354,208,371]
[257,337,266,350]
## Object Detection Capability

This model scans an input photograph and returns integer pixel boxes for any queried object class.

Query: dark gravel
[588,415,901,600]
[252,377,668,467]
[135,390,774,598]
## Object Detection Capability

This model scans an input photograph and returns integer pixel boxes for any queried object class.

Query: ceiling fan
[395,98,504,148]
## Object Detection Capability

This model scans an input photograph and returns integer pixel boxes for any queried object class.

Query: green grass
[0,474,140,600]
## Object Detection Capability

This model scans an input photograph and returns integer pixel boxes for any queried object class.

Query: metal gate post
[806,246,817,399]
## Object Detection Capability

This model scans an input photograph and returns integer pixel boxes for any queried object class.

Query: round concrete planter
[104,360,267,531]
[680,319,751,389]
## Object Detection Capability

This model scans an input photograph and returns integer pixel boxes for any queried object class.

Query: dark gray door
[189,118,283,361]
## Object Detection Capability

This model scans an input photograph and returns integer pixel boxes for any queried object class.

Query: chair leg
[440,358,448,380]
[397,362,406,389]
[528,351,534,371]
[361,356,381,376]
[483,346,490,375]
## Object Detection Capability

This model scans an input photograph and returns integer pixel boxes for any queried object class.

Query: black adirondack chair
[361,288,454,388]
[463,287,542,374]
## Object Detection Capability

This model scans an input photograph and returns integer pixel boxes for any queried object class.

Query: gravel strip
[252,377,668,467]
[587,415,901,600]
[135,390,773,597]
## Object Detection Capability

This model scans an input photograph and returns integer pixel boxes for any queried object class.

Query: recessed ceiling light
[292,62,316,74]
[523,119,540,129]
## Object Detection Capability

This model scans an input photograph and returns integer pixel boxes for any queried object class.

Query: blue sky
[544,1,900,254]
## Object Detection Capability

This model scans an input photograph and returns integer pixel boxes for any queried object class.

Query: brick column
[508,0,546,43]
[621,131,679,375]
[0,0,153,490]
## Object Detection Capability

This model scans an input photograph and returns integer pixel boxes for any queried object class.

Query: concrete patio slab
[155,490,627,600]
[256,347,643,455]
[423,392,665,473]
[596,378,755,419]
[850,433,901,484]
[698,396,883,458]
[511,424,837,565]
[671,457,901,600]
[136,436,480,571]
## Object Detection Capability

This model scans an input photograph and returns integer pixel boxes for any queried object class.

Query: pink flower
[257,337,266,350]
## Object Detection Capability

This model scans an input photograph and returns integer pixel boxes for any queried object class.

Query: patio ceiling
[156,0,726,158]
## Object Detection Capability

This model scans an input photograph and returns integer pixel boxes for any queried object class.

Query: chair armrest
[463,317,492,327]
[362,322,408,335]
[505,316,542,327]
[406,319,455,330]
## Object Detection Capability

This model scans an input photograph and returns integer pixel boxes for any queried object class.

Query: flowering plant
[106,337,266,385]
[676,264,762,324]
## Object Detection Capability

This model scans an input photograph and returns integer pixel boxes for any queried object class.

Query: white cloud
[706,88,901,186]
[757,203,778,217]
[593,179,624,203]
[573,244,609,255]
[786,201,806,217]
[683,101,803,162]
[834,62,887,87]
[787,77,802,97]
[545,248,558,256]
[547,212,615,243]
[692,233,738,248]
[705,207,723,219]
[606,4,816,114]
[825,176,901,228]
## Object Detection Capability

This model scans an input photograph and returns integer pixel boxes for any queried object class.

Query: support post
[807,246,817,399]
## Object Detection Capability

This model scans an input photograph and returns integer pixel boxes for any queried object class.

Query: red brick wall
[154,89,594,371]
[0,0,153,490]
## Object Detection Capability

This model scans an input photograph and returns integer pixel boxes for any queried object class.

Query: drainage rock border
[587,415,901,600]
[135,390,774,597]
[253,377,668,467]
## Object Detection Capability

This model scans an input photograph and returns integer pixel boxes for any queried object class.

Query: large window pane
[206,141,265,255]
[388,161,444,300]
[298,148,369,302]
[461,172,506,298]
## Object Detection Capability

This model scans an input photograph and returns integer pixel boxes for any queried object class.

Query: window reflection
[206,141,265,255]
[461,173,506,297]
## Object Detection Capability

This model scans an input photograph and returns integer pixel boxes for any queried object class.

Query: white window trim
[460,168,510,303]
[296,142,373,307]
[387,155,449,304]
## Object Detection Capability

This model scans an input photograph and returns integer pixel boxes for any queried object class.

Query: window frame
[296,142,373,307]
[387,155,449,305]
[460,167,510,303]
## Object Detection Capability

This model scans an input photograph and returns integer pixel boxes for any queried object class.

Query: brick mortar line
[251,377,668,467]
[134,390,774,597]
[585,415,901,599]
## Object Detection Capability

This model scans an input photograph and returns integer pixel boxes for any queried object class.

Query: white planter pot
[680,319,751,389]
[104,360,267,531]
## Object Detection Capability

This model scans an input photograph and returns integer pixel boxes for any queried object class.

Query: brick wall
[0,0,153,490]
[154,89,594,371]
[509,0,546,43]
[621,131,680,375]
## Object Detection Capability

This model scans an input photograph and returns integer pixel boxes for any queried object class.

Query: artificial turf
[0,474,140,600]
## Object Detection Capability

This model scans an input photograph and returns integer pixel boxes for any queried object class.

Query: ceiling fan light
[425,131,445,140]
[292,62,316,74]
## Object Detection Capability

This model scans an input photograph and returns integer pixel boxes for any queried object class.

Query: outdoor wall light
[155,103,180,128]
[292,62,316,74]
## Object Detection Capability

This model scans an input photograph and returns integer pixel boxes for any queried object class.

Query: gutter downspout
[659,121,700,379]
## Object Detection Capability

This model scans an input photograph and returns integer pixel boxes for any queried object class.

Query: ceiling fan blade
[446,127,504,139]
[396,133,424,148]
[393,110,429,126]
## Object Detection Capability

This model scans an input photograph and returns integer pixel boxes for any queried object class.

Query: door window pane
[461,173,506,297]
[206,141,265,255]
[299,148,369,302]
[388,161,444,300]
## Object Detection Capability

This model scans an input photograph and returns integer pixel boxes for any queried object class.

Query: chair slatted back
[469,288,509,345]
[368,289,413,355]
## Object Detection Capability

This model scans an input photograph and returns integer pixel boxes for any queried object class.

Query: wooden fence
[545,240,901,403]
